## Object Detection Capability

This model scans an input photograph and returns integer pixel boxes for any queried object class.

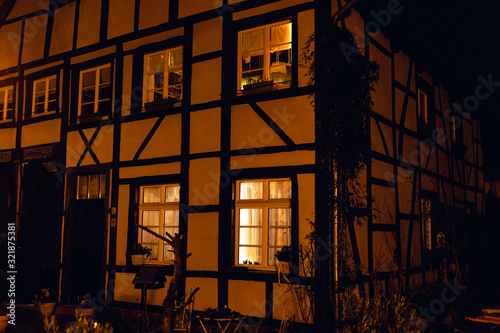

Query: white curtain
[242,29,264,64]
[239,208,262,264]
[270,23,292,52]
[240,181,263,200]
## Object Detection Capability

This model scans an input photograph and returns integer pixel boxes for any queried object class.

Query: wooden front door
[71,198,106,302]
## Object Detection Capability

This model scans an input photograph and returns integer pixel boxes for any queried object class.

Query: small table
[196,315,246,333]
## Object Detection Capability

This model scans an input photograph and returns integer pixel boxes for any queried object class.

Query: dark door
[71,198,106,302]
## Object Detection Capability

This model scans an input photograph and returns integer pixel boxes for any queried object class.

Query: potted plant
[275,245,292,274]
[35,288,57,317]
[77,293,94,319]
[128,243,152,265]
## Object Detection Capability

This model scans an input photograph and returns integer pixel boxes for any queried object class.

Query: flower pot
[39,302,56,317]
[0,315,9,333]
[276,261,291,274]
[131,254,145,265]
[77,308,94,319]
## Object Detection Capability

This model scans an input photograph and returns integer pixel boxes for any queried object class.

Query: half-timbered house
[0,0,485,327]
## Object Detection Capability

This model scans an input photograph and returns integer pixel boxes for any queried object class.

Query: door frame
[61,164,110,304]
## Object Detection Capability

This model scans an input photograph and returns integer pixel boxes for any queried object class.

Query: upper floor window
[139,184,180,262]
[417,89,428,124]
[421,197,432,250]
[238,21,292,93]
[33,76,57,116]
[79,64,112,117]
[0,86,14,122]
[235,179,292,268]
[143,47,183,106]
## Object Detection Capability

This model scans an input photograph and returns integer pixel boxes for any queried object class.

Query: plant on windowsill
[76,293,95,319]
[128,243,152,266]
[275,245,292,274]
[34,288,57,317]
[242,79,278,95]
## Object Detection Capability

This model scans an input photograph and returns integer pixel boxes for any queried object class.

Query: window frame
[237,20,293,94]
[0,85,15,123]
[421,197,433,251]
[142,46,183,108]
[234,178,292,269]
[138,184,180,264]
[32,75,58,117]
[417,89,428,124]
[78,64,112,118]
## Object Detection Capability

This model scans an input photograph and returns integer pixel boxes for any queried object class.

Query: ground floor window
[235,178,292,267]
[139,184,180,262]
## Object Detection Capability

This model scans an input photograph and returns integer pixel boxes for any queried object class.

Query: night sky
[398,0,500,179]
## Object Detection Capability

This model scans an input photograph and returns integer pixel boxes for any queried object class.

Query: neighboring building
[0,0,484,327]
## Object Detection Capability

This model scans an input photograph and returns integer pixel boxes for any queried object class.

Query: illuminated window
[77,174,106,199]
[421,198,432,250]
[143,47,183,105]
[79,64,112,117]
[0,86,14,122]
[235,179,292,267]
[417,89,428,124]
[139,184,180,262]
[238,21,292,91]
[33,76,57,116]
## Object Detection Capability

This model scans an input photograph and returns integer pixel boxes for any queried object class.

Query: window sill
[241,81,280,95]
[32,111,57,118]
[143,98,181,112]
[77,113,108,124]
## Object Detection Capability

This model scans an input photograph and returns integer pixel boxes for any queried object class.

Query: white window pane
[269,180,291,199]
[143,187,161,203]
[268,228,291,246]
[239,182,263,199]
[142,210,160,226]
[148,244,158,260]
[148,54,165,73]
[35,81,46,93]
[88,174,100,199]
[49,78,57,90]
[164,244,174,260]
[141,228,159,243]
[165,227,178,238]
[100,67,111,84]
[269,208,291,226]
[238,247,262,265]
[241,30,264,64]
[78,175,88,199]
[100,174,106,198]
[83,71,96,88]
[239,227,262,246]
[270,23,292,48]
[268,248,278,266]
[239,209,262,226]
[169,49,183,67]
[164,210,179,227]
[165,185,180,202]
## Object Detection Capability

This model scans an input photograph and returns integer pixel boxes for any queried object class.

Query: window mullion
[264,27,270,81]
[95,69,100,113]
[160,208,165,261]
[263,205,269,266]
[164,51,168,99]
[45,78,49,112]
